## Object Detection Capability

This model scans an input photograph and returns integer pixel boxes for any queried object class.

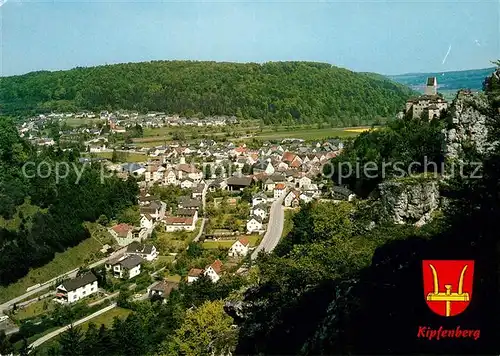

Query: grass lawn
[149,255,175,270]
[154,220,201,254]
[157,255,175,264]
[202,240,235,249]
[85,222,115,246]
[83,151,149,163]
[0,237,104,304]
[202,234,261,249]
[164,274,182,283]
[282,209,298,238]
[78,307,131,331]
[12,299,55,321]
[0,200,46,231]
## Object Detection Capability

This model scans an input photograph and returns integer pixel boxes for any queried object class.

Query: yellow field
[343,127,373,133]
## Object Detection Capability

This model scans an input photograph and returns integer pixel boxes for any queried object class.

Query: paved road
[193,180,211,243]
[0,252,121,314]
[29,303,117,350]
[251,194,286,260]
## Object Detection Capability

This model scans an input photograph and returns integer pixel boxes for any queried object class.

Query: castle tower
[425,77,437,95]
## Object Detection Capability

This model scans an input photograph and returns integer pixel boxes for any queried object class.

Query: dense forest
[0,61,415,125]
[0,118,139,285]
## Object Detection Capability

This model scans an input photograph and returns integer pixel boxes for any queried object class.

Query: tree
[242,163,253,175]
[0,331,13,355]
[58,325,83,356]
[18,338,34,356]
[186,242,203,258]
[117,206,140,225]
[172,300,237,356]
[97,214,109,226]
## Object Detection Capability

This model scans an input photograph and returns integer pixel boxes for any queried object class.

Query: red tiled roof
[188,268,203,277]
[282,152,296,163]
[238,237,250,246]
[210,260,223,274]
[111,223,133,237]
[275,183,286,190]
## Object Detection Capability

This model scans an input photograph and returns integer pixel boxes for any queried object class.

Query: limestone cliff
[377,176,441,226]
[442,90,495,160]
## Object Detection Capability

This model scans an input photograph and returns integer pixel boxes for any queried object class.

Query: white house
[252,193,267,207]
[297,176,312,188]
[299,192,314,204]
[284,190,300,208]
[177,164,203,182]
[180,178,196,189]
[204,260,223,283]
[163,169,177,185]
[108,224,149,246]
[187,268,203,283]
[55,272,98,304]
[163,217,196,232]
[140,214,154,229]
[177,208,199,225]
[251,204,267,220]
[144,166,165,183]
[105,255,142,279]
[246,215,263,233]
[273,183,286,199]
[228,238,250,257]
[126,241,158,262]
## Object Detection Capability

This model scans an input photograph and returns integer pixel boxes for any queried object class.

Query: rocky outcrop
[378,177,441,226]
[443,90,495,160]
[224,300,249,323]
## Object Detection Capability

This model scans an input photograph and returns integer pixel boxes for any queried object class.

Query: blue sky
[1,0,499,76]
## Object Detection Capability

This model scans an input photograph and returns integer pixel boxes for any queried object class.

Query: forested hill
[0,61,415,125]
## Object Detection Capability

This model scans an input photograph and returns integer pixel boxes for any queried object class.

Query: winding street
[251,193,286,260]
[29,303,117,350]
[192,179,211,242]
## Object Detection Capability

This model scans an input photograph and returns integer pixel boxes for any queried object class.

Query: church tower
[424,77,437,95]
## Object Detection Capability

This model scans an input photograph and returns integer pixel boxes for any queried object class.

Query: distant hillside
[0,61,415,126]
[388,67,495,92]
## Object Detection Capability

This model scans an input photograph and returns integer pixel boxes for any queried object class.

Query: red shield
[422,260,474,317]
